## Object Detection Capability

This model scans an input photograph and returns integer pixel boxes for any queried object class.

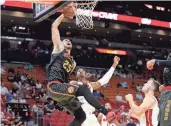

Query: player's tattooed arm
[51,14,65,54]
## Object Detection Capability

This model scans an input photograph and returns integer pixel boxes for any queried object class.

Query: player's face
[63,39,72,51]
[105,103,112,110]
[142,79,153,93]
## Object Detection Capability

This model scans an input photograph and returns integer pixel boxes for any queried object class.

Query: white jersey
[77,82,100,126]
[77,82,95,113]
[139,96,159,126]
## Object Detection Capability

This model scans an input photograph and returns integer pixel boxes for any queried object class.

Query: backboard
[33,1,71,22]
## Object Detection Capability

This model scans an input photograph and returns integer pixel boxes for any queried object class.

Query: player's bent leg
[69,107,86,126]
[47,81,79,105]
[47,81,116,123]
[47,81,83,114]
[47,81,86,126]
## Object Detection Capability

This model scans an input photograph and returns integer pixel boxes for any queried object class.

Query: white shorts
[82,113,100,126]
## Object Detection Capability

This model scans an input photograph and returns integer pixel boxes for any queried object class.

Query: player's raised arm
[51,4,74,54]
[147,53,171,70]
[147,59,171,70]
[90,56,120,90]
[51,14,65,54]
[125,94,155,118]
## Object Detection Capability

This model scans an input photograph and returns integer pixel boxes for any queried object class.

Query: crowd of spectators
[1,65,105,125]
[117,81,128,89]
[2,60,161,126]
[93,90,104,99]
[1,65,49,125]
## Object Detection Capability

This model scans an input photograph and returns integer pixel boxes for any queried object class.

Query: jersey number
[63,59,73,73]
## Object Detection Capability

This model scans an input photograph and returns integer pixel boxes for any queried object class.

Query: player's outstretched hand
[62,3,75,19]
[146,59,156,70]
[113,56,120,68]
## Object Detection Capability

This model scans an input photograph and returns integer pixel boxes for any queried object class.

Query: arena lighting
[144,4,153,9]
[92,11,171,28]
[1,36,17,40]
[25,38,33,41]
[96,48,127,55]
[66,31,71,35]
[19,26,25,30]
[3,1,171,29]
[156,6,165,11]
[76,45,82,49]
[144,4,165,11]
[88,47,93,50]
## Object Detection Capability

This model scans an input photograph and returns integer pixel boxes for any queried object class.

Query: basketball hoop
[72,0,98,29]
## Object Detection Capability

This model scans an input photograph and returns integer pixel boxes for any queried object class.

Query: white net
[72,0,98,29]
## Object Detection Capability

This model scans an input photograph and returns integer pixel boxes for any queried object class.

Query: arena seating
[2,65,45,90]
[42,110,74,126]
[2,65,144,106]
[1,64,160,125]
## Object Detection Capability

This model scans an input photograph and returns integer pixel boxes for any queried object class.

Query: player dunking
[75,56,120,126]
[125,78,160,126]
[46,4,117,126]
